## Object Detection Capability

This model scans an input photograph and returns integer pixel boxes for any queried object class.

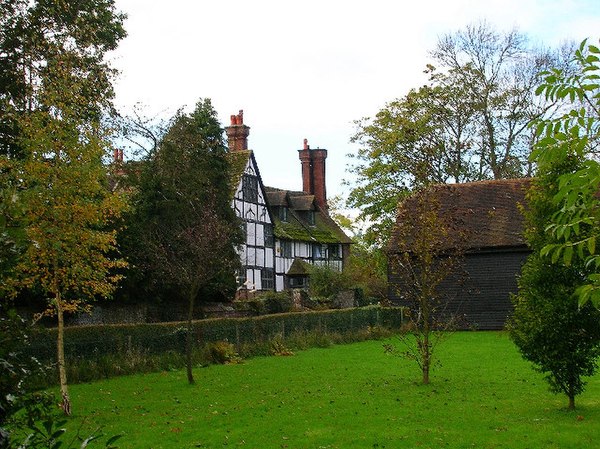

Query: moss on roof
[225,150,251,197]
[270,200,352,244]
[286,258,310,276]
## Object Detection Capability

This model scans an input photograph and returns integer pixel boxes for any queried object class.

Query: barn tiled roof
[390,178,532,253]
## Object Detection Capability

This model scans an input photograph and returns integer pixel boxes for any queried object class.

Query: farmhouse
[388,178,532,330]
[225,111,352,292]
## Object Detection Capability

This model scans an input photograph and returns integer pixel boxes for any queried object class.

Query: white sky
[110,0,600,200]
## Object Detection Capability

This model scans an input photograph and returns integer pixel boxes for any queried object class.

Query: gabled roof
[390,178,532,253]
[225,150,252,197]
[264,187,353,245]
[286,258,311,276]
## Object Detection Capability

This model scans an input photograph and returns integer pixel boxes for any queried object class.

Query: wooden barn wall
[388,250,530,330]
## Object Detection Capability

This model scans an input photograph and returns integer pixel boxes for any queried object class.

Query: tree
[508,158,600,410]
[0,0,127,416]
[124,99,243,384]
[5,107,128,416]
[0,0,126,158]
[347,22,567,246]
[530,40,600,307]
[431,21,565,179]
[386,187,466,384]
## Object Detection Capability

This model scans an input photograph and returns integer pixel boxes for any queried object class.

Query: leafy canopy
[531,39,600,307]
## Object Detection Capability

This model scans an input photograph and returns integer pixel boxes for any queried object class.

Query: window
[313,243,324,260]
[261,268,275,290]
[242,175,258,203]
[264,224,274,248]
[328,244,341,259]
[279,206,288,222]
[307,210,315,225]
[280,240,292,258]
[289,276,308,289]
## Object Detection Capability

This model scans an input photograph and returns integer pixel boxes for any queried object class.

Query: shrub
[207,341,241,364]
[254,290,293,314]
[269,334,294,356]
[307,264,352,299]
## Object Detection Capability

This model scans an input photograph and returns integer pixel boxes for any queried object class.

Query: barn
[387,178,532,330]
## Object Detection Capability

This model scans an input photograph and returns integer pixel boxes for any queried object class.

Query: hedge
[28,306,405,364]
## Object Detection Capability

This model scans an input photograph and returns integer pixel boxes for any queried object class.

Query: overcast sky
[110,0,600,200]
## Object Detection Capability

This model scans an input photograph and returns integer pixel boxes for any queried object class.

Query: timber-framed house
[226,111,352,292]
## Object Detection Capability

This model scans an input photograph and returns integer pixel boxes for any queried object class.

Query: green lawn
[64,332,599,448]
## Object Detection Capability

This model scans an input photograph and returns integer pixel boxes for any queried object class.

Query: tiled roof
[264,187,353,244]
[390,178,532,252]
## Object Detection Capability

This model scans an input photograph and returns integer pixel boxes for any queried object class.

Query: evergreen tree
[509,157,600,410]
[123,99,243,384]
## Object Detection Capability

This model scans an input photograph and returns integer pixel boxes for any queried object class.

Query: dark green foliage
[252,290,294,314]
[509,157,600,409]
[0,0,126,158]
[307,264,352,299]
[120,99,243,304]
[0,308,54,445]
[509,256,600,408]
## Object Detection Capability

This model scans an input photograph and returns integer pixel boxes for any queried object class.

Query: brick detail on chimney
[113,149,123,163]
[298,139,328,211]
[225,110,250,152]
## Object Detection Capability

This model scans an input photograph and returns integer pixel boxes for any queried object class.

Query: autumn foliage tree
[0,0,127,415]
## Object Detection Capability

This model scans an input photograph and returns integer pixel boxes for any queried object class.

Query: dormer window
[307,210,315,226]
[279,206,288,222]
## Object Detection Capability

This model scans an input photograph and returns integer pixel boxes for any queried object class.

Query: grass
[59,332,599,448]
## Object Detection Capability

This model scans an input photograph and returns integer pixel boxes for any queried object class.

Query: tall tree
[509,157,600,410]
[6,106,128,416]
[125,99,243,384]
[0,0,126,157]
[347,22,567,246]
[530,39,600,307]
[0,0,127,415]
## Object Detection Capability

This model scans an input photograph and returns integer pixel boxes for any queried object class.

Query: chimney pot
[225,109,250,152]
[303,138,309,150]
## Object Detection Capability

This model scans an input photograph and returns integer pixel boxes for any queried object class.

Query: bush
[206,341,241,364]
[257,290,294,314]
[307,264,352,299]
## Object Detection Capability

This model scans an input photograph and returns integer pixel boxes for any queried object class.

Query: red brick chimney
[225,110,250,152]
[298,138,328,211]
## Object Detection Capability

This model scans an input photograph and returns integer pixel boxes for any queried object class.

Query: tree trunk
[56,297,71,415]
[186,290,196,385]
[422,332,430,385]
[568,394,575,411]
